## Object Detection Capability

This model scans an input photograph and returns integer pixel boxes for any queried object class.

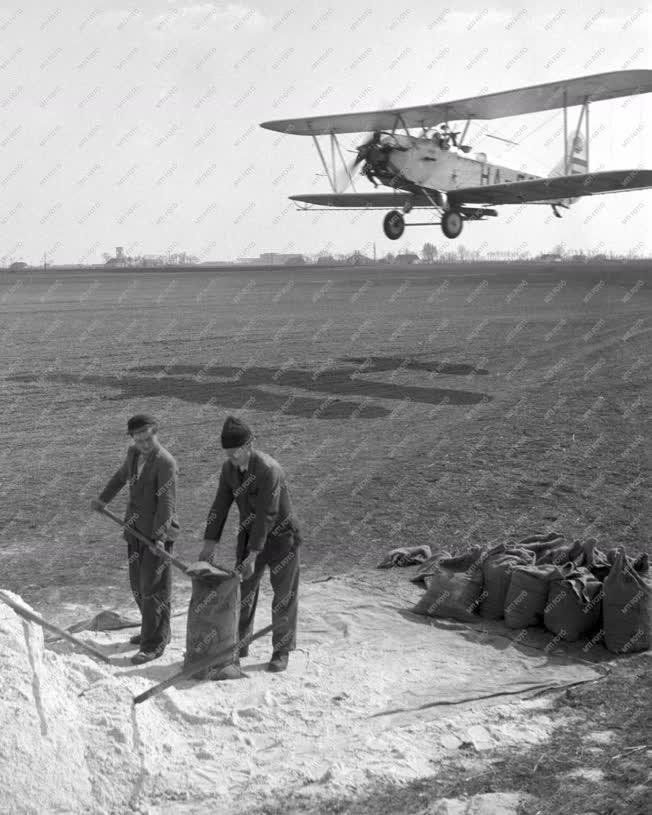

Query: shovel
[0,590,112,664]
[94,505,237,580]
[133,621,278,705]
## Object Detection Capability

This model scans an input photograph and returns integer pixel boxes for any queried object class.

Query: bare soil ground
[0,260,650,812]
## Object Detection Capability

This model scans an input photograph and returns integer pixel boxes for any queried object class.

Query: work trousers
[127,539,173,653]
[236,535,300,655]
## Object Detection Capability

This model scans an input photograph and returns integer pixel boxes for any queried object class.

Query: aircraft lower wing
[290,192,429,208]
[448,170,652,207]
[291,170,652,210]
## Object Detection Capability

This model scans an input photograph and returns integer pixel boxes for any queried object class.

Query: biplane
[260,70,652,241]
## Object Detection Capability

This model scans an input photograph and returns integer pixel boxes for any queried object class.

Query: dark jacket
[99,443,179,542]
[204,450,301,553]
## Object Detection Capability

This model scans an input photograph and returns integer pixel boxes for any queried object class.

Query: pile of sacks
[411,532,651,654]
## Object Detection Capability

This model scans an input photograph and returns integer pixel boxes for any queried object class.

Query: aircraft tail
[548,121,588,206]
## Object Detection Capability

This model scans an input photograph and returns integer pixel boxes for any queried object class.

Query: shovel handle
[133,621,278,705]
[0,590,112,664]
[95,505,191,575]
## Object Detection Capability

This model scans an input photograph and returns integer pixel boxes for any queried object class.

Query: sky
[0,0,650,263]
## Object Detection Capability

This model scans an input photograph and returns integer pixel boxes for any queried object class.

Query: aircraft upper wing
[261,70,652,135]
[447,170,652,206]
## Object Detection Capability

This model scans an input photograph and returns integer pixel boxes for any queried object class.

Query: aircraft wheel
[441,210,463,239]
[383,210,405,240]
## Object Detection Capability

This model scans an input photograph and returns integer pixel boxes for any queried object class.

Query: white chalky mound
[0,591,171,814]
[0,591,95,813]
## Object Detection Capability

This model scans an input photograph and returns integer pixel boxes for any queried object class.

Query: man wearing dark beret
[91,414,179,664]
[199,416,302,673]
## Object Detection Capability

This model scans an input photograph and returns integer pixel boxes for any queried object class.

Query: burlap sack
[504,563,565,629]
[584,539,649,582]
[544,565,602,642]
[603,549,652,654]
[478,544,535,620]
[412,547,484,622]
[184,572,241,679]
[534,538,585,567]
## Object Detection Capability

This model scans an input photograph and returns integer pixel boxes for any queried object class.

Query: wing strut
[563,89,568,175]
[561,94,590,175]
[332,133,356,192]
[586,100,590,170]
[575,98,589,171]
[397,113,411,138]
[310,130,361,193]
[311,133,336,192]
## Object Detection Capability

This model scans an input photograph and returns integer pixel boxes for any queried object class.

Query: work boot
[129,633,141,645]
[239,646,249,658]
[131,649,164,665]
[267,651,289,673]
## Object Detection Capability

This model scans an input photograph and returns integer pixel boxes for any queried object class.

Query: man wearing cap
[199,416,302,673]
[91,414,179,664]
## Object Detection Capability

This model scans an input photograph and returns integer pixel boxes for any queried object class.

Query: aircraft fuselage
[373,134,541,193]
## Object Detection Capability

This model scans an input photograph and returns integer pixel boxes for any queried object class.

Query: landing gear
[551,203,569,219]
[383,210,405,240]
[441,210,463,239]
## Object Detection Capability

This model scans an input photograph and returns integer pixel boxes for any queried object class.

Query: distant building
[104,246,131,267]
[346,251,373,265]
[395,252,420,264]
[488,251,510,260]
[140,254,165,267]
[167,252,199,265]
[103,247,199,267]
[538,253,563,262]
[316,254,336,265]
[259,252,305,265]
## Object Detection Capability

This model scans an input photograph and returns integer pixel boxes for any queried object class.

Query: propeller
[333,131,384,193]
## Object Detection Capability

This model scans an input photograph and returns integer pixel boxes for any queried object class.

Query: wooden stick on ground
[0,590,112,665]
[133,621,277,705]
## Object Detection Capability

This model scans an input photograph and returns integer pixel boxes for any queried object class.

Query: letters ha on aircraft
[260,70,652,241]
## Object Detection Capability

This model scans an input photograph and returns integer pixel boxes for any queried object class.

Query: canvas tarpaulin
[293,577,608,731]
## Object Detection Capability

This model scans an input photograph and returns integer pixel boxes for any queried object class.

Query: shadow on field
[342,356,489,376]
[10,356,490,419]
